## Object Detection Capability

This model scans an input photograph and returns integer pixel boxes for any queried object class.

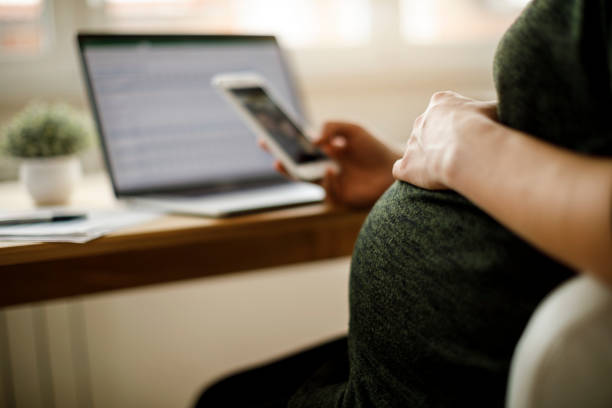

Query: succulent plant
[1,102,92,158]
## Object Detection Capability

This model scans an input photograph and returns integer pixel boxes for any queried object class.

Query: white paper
[0,209,162,243]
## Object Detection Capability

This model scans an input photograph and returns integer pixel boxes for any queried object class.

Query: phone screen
[229,86,328,164]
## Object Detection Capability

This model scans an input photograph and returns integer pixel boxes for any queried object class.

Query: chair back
[507,275,612,408]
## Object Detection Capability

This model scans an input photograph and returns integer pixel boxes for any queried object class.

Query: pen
[0,212,87,226]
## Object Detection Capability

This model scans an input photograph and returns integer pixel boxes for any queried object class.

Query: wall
[0,0,500,178]
[1,259,351,407]
[0,1,500,406]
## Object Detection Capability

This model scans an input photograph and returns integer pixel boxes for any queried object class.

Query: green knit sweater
[290,1,612,406]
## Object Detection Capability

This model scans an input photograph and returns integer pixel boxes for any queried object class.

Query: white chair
[507,275,612,408]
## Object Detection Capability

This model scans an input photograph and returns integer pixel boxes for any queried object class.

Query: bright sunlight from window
[0,0,48,55]
[400,0,530,44]
[101,0,371,48]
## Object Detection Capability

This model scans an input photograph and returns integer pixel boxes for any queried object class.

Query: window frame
[0,0,55,61]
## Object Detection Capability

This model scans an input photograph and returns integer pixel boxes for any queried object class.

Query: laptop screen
[78,34,302,195]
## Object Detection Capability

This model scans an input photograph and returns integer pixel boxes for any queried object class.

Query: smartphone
[212,73,337,181]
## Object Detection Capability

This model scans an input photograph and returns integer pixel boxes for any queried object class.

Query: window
[94,0,371,48]
[91,0,530,48]
[0,0,536,181]
[0,0,52,56]
[400,0,530,44]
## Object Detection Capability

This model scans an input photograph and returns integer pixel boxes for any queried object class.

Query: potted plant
[1,102,92,206]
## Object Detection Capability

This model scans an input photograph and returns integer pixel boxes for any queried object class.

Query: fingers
[260,125,347,160]
[318,136,348,161]
[257,138,269,152]
[429,90,458,105]
[479,100,499,120]
[391,157,405,180]
[321,167,340,204]
[260,137,338,185]
[392,151,421,187]
[413,114,424,130]
[392,131,448,190]
[315,122,357,161]
[258,138,290,177]
[330,136,347,149]
[316,121,359,147]
[321,168,333,202]
[258,139,292,178]
[429,90,478,109]
[273,160,292,179]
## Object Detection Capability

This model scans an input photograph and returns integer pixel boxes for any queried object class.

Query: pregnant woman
[196,0,612,406]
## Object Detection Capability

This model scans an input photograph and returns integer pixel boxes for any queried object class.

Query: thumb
[320,136,348,159]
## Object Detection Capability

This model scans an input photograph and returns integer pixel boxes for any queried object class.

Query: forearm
[444,118,612,284]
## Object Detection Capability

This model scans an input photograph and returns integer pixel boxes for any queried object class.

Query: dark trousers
[194,336,347,408]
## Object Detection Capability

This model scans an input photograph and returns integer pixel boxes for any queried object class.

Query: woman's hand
[392,91,498,190]
[259,122,399,208]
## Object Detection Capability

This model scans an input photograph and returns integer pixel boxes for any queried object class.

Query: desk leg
[69,302,94,408]
[1,303,94,408]
[32,307,54,408]
[0,310,16,408]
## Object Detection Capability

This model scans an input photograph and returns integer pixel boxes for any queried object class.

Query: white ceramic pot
[20,156,81,206]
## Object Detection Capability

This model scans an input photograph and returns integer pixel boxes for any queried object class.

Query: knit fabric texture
[288,0,612,406]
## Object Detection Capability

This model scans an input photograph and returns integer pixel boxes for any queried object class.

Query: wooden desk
[0,174,368,307]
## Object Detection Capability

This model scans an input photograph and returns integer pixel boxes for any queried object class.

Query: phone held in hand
[212,72,338,182]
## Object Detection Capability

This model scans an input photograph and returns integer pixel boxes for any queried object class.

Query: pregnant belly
[344,181,571,406]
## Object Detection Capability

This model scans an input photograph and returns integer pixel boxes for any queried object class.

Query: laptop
[77,33,324,217]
